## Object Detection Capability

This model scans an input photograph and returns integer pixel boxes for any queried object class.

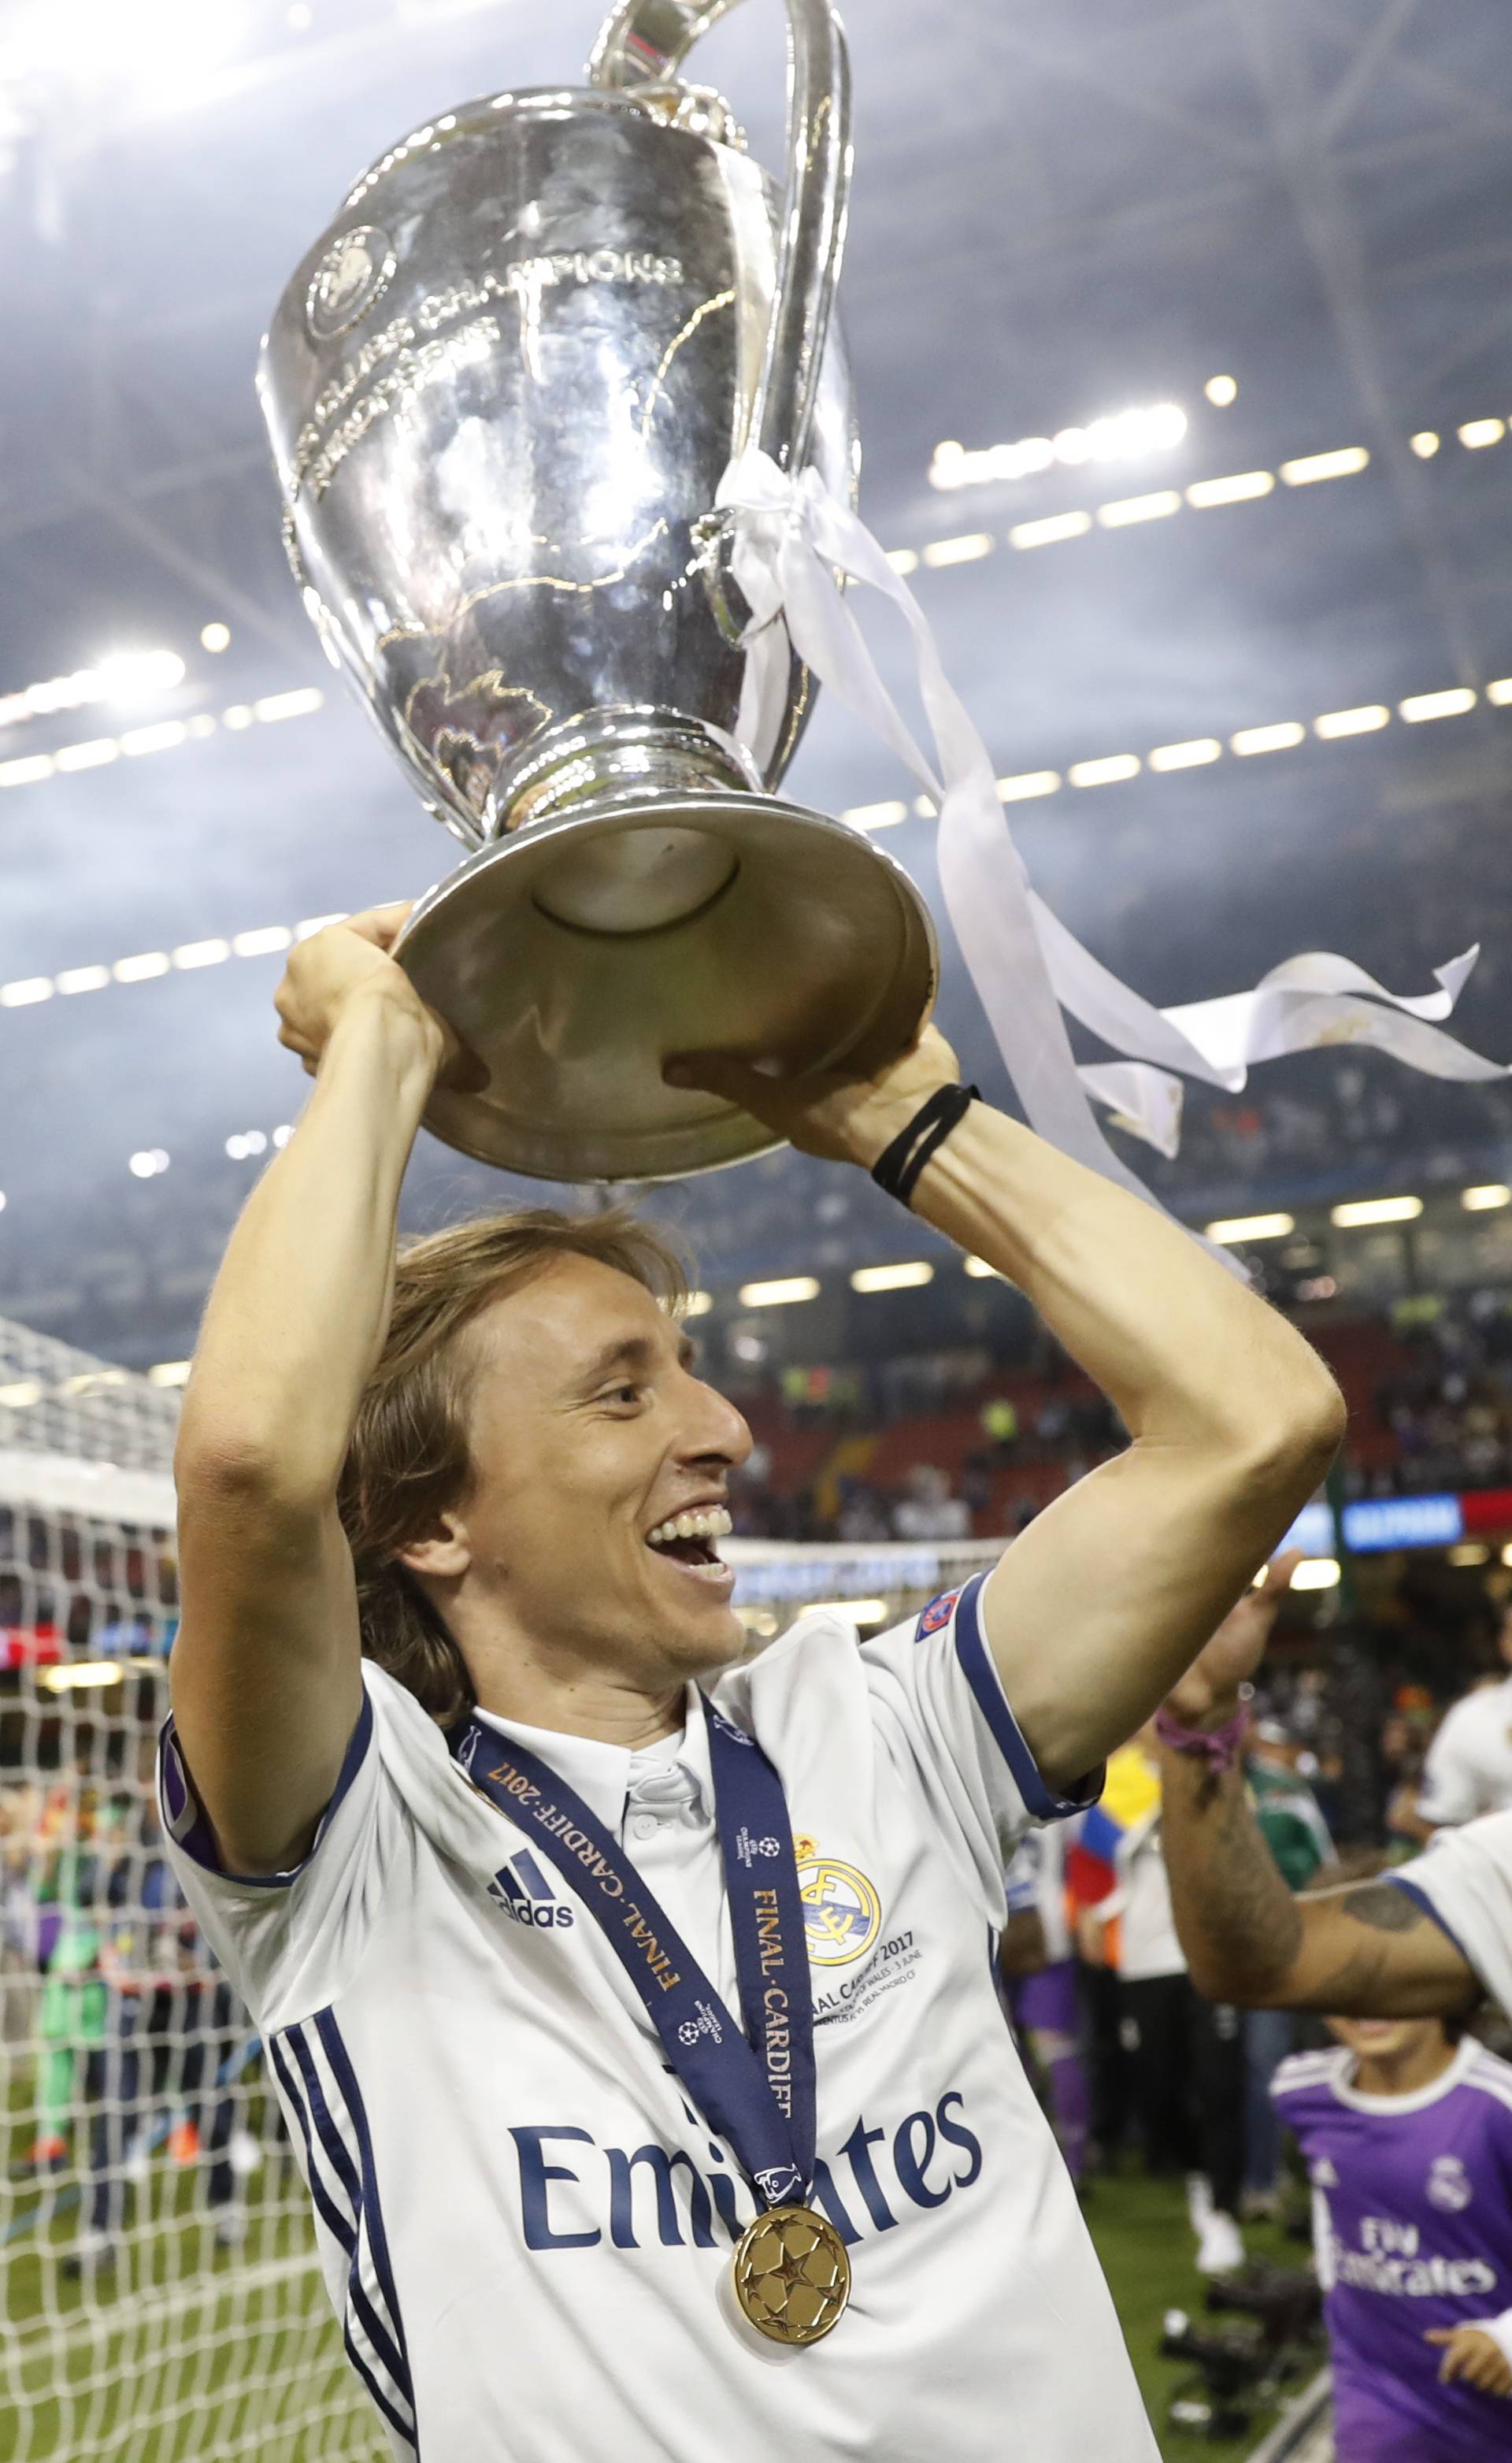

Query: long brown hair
[336,1207,689,1726]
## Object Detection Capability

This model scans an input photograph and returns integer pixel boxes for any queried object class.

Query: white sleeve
[1480,2308,1512,2368]
[1416,1701,1484,1827]
[155,1663,407,2034]
[1384,1811,1512,2016]
[859,1571,1104,1870]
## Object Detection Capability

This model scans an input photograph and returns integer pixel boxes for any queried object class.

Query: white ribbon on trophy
[717,448,1508,1210]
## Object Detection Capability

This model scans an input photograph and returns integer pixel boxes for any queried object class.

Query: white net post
[0,1319,384,2463]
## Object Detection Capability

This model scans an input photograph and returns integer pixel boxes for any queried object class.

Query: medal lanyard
[452,1700,817,2209]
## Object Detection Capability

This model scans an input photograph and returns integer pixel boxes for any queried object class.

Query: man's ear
[395,1509,472,1582]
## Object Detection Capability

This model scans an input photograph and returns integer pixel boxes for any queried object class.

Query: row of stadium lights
[0,410,1504,818]
[0,381,1499,746]
[928,395,1199,491]
[1207,1189,1512,1240]
[0,1189,1504,1408]
[922,359,1510,505]
[0,391,1500,766]
[0,911,346,1014]
[0,396,1211,752]
[94,1189,1512,1397]
[2,657,1510,1016]
[845,677,1512,829]
[0,684,324,796]
[1254,1531,1512,1597]
[0,1108,302,1268]
[73,1168,1512,1237]
[0,1255,1029,1397]
[122,1123,298,1183]
[899,444,1368,572]
[924,370,1510,507]
[705,1189,1512,1311]
[27,1259,1001,1394]
[894,425,1512,582]
[0,624,226,728]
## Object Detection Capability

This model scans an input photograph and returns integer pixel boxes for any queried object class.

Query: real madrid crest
[795,1834,882,1967]
[306,225,396,343]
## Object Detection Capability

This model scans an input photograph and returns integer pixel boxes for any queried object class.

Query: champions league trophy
[258,0,937,1183]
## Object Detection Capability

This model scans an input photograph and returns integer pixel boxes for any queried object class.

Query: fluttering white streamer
[1076,1063,1185,1163]
[717,451,1170,1211]
[715,449,1509,1185]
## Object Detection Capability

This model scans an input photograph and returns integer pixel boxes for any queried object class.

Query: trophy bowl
[258,0,938,1181]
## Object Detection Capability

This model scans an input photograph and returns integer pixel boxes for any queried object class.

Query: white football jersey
[1417,1677,1512,1827]
[158,1572,1158,2462]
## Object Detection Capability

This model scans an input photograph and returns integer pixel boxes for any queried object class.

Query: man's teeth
[647,1505,733,1549]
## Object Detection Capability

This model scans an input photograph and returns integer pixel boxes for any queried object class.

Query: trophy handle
[589,0,851,475]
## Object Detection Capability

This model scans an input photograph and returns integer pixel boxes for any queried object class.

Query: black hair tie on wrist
[870,1082,980,1208]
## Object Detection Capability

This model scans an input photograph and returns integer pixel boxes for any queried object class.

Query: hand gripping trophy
[258,0,938,1185]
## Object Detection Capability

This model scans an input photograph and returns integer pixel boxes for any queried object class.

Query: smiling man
[160,902,1343,2461]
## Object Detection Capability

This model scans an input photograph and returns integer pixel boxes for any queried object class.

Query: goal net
[0,1319,381,2463]
[0,1313,1000,2462]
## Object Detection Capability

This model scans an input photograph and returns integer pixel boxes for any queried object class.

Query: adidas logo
[488,1849,575,1931]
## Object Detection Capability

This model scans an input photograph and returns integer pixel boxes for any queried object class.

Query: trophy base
[395,792,938,1183]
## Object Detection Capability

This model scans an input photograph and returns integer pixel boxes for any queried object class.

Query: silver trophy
[258,0,936,1181]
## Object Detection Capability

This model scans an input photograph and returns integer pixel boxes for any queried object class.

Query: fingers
[1425,2329,1511,2392]
[906,1018,962,1076]
[435,1033,490,1096]
[343,901,414,950]
[1262,1547,1304,1596]
[664,1052,773,1104]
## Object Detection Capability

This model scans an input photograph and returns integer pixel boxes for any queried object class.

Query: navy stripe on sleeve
[952,1573,1104,1821]
[157,1690,374,1890]
[1384,1874,1478,1978]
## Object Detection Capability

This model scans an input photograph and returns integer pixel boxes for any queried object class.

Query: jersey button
[632,1813,658,1841]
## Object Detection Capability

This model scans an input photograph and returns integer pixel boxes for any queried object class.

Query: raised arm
[671,1026,1346,1790]
[170,906,453,1879]
[1157,1571,1479,2019]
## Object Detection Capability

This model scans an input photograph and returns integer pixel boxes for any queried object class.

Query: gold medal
[732,2205,850,2344]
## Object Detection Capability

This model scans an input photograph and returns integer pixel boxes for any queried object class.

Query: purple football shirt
[1272,2040,1512,2463]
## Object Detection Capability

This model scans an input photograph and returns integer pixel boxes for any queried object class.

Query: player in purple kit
[1271,2014,1512,2461]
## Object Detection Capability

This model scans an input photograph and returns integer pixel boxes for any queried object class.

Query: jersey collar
[469,1684,710,1835]
[1330,2031,1480,2115]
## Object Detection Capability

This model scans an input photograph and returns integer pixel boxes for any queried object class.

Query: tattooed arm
[1162,1753,1478,2015]
[1157,1563,1480,2018]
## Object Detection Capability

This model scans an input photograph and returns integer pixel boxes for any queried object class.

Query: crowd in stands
[1368,1289,1512,1497]
[721,1286,1512,1545]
